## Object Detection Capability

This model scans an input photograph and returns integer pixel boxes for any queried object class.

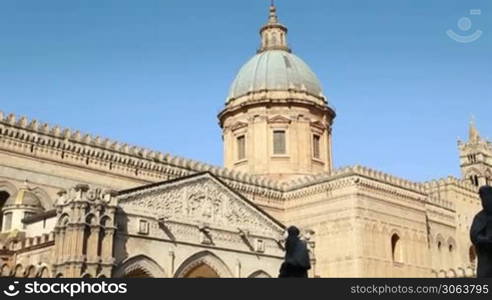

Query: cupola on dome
[226,4,326,103]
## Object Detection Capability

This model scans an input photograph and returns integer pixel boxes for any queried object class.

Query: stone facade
[0,4,488,278]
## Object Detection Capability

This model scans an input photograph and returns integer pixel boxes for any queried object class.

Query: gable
[118,173,284,237]
[267,115,291,125]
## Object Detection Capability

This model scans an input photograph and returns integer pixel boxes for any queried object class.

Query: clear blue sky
[1,0,491,182]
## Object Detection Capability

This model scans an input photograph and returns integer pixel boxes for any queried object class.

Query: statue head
[479,185,492,214]
[287,226,300,238]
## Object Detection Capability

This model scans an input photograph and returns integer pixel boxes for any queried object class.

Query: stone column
[101,228,115,258]
[87,226,100,259]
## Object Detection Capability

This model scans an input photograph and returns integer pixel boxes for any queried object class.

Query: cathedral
[0,4,489,278]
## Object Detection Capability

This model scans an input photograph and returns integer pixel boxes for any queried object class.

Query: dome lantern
[258,2,291,53]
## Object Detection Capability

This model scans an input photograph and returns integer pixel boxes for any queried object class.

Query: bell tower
[458,118,492,187]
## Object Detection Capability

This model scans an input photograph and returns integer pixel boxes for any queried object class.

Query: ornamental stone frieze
[118,173,285,240]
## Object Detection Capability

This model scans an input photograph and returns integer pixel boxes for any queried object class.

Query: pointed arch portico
[174,251,234,278]
[114,255,167,278]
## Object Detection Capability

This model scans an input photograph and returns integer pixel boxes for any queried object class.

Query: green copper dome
[227,50,324,102]
[226,4,325,103]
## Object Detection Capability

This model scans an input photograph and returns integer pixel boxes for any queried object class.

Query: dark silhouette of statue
[470,185,492,278]
[279,226,311,278]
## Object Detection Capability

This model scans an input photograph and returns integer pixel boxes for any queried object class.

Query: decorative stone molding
[267,115,292,125]
[229,121,249,132]
[52,185,118,278]
[118,173,285,238]
[173,251,234,278]
[113,255,167,278]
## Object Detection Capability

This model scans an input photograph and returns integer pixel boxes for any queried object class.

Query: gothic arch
[0,263,11,277]
[113,255,167,278]
[465,167,482,178]
[389,229,404,262]
[13,264,24,278]
[485,170,492,185]
[85,213,97,225]
[447,269,457,278]
[174,251,233,278]
[38,266,50,278]
[390,232,403,263]
[248,270,272,278]
[30,187,52,210]
[57,214,70,227]
[465,168,482,186]
[435,234,445,251]
[0,181,18,196]
[25,265,37,278]
[100,215,112,227]
[447,237,456,253]
[457,267,466,278]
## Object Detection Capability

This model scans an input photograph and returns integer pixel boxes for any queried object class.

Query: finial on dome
[268,1,278,24]
[258,1,290,53]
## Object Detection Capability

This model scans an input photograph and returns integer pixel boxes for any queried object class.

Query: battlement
[8,232,55,252]
[285,165,426,193]
[423,176,478,193]
[0,111,285,197]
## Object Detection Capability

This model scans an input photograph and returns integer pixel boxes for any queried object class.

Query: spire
[258,2,291,53]
[469,115,481,143]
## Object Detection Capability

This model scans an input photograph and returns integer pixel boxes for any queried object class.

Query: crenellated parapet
[283,165,429,203]
[0,111,284,203]
[6,232,55,253]
[285,165,426,193]
[423,176,478,194]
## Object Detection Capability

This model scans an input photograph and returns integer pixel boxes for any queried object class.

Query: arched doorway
[123,267,154,278]
[183,264,220,278]
[248,270,271,278]
[174,251,233,278]
[113,255,167,278]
